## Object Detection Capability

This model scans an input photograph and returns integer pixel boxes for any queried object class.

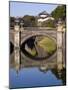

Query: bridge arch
[21,32,57,45]
[21,48,57,62]
[10,41,14,54]
[21,32,57,61]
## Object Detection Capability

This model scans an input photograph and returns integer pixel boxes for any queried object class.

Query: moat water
[9,47,66,88]
[9,66,66,88]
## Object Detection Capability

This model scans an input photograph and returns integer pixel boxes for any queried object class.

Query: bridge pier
[57,19,64,72]
[14,19,21,73]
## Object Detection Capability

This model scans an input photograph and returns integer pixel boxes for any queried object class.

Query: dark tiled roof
[38,11,49,16]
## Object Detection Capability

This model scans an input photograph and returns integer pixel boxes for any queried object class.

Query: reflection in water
[9,67,66,89]
[51,68,66,85]
[9,35,66,89]
[9,50,66,89]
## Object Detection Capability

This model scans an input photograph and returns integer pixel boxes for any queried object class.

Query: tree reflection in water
[38,66,66,85]
[51,68,66,85]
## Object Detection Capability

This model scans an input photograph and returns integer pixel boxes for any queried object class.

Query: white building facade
[37,11,54,26]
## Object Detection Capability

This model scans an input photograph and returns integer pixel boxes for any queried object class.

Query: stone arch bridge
[10,27,65,73]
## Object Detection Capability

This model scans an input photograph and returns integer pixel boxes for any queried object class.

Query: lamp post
[20,19,24,31]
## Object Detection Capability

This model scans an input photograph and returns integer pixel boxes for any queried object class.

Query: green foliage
[51,5,66,21]
[10,17,15,28]
[38,37,57,54]
[41,20,55,28]
[27,48,37,56]
[23,15,37,27]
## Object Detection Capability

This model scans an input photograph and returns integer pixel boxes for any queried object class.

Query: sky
[10,2,59,17]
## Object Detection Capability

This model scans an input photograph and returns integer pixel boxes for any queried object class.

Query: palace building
[37,11,54,26]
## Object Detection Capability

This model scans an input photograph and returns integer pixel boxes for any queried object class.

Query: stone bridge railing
[10,27,57,45]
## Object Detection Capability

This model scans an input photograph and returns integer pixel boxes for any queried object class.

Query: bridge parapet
[21,27,57,31]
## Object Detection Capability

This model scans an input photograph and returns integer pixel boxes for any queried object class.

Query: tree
[10,17,15,28]
[41,20,55,27]
[51,5,66,21]
[23,15,37,27]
